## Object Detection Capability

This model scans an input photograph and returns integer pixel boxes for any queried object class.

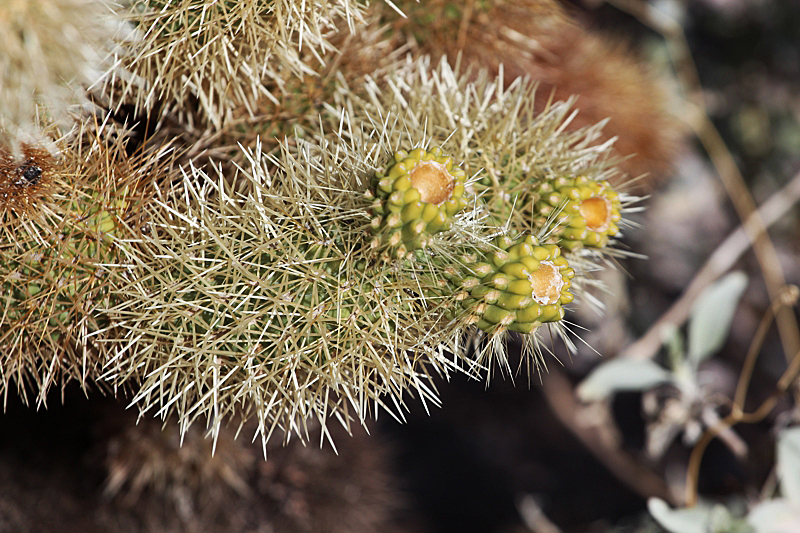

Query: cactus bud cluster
[446,234,574,334]
[535,176,622,250]
[370,147,467,258]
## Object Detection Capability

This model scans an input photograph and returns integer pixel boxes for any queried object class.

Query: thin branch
[686,335,800,507]
[685,290,784,505]
[619,168,800,361]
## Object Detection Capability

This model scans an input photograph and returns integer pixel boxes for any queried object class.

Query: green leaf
[577,358,673,401]
[648,498,736,533]
[664,324,686,373]
[778,427,800,507]
[688,271,748,366]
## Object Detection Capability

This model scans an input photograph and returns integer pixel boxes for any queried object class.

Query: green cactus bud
[535,176,622,250]
[371,147,468,258]
[452,234,574,334]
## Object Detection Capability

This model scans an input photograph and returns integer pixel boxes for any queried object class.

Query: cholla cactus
[113,0,374,128]
[93,56,633,443]
[0,0,647,450]
[0,0,125,150]
[0,127,168,405]
[102,132,477,444]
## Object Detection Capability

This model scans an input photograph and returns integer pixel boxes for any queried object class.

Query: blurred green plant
[578,271,748,458]
[649,426,800,533]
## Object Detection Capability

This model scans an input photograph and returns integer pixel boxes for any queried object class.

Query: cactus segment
[101,141,479,445]
[0,130,167,404]
[371,147,468,258]
[535,176,622,250]
[450,234,574,333]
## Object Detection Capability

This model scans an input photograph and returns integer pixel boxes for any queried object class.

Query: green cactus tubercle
[445,234,574,334]
[535,176,621,250]
[371,147,468,258]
